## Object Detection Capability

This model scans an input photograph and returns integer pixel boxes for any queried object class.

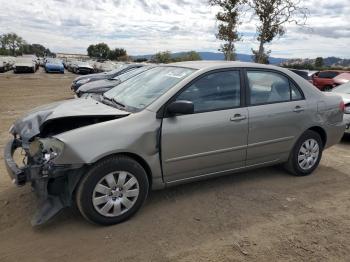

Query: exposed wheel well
[308,126,327,147]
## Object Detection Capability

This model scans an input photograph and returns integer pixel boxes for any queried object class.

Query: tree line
[87,43,202,63]
[0,33,55,57]
[150,51,201,63]
[87,43,128,61]
[284,57,350,71]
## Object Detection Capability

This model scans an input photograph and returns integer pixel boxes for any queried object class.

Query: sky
[0,0,349,58]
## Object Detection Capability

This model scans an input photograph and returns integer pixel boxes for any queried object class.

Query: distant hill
[282,56,350,68]
[132,51,287,65]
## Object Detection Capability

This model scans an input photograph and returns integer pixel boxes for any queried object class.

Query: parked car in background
[5,61,345,226]
[93,61,121,73]
[312,70,350,91]
[45,59,64,73]
[76,65,152,97]
[288,69,311,82]
[66,60,78,72]
[71,63,144,92]
[73,61,95,74]
[333,73,350,86]
[332,82,350,133]
[13,56,37,73]
[0,56,14,72]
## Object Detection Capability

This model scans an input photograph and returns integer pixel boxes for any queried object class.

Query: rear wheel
[284,130,323,176]
[76,156,149,225]
[323,85,332,92]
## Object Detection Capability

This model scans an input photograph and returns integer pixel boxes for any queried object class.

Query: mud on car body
[4,62,346,226]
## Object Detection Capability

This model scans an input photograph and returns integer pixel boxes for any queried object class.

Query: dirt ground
[0,69,350,262]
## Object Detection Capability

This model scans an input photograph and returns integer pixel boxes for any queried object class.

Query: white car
[332,82,350,133]
[14,57,37,73]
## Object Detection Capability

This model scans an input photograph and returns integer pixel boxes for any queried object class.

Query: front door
[161,70,248,183]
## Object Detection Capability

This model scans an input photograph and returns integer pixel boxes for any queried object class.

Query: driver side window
[176,70,241,113]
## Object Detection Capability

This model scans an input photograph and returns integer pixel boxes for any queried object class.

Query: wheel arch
[307,126,327,147]
[91,152,153,189]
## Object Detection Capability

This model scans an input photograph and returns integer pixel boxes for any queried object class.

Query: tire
[284,130,323,176]
[323,86,332,92]
[76,155,149,225]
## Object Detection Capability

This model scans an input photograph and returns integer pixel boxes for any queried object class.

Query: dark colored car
[288,69,314,84]
[73,61,95,74]
[76,66,153,97]
[71,64,144,92]
[312,70,350,91]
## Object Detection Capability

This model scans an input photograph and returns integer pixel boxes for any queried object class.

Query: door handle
[293,106,304,113]
[230,114,247,121]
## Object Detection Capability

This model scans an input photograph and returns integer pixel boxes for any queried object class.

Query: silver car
[332,82,350,133]
[4,61,345,226]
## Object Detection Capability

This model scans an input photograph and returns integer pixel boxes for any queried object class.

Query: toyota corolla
[4,61,345,226]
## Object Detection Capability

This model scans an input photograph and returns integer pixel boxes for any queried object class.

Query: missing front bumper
[4,138,85,226]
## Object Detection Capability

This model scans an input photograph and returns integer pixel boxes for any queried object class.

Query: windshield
[104,66,195,110]
[114,66,150,82]
[47,59,62,64]
[333,82,350,94]
[16,57,32,63]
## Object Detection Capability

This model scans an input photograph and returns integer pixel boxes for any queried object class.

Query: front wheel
[284,130,323,176]
[76,156,149,225]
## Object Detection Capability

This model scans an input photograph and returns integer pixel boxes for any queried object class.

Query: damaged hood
[11,98,129,141]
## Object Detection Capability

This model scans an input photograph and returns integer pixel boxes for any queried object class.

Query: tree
[249,0,308,64]
[152,51,173,63]
[87,43,110,59]
[183,51,202,61]
[209,0,243,61]
[108,48,127,60]
[173,51,202,62]
[315,57,324,68]
[2,33,25,55]
[22,43,55,57]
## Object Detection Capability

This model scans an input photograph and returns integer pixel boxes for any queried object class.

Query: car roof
[168,60,283,71]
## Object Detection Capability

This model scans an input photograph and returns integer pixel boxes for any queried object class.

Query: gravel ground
[0,69,349,262]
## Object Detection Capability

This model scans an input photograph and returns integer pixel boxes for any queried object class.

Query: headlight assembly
[29,138,64,163]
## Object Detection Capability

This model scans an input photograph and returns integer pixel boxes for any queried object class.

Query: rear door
[245,69,307,166]
[161,69,248,183]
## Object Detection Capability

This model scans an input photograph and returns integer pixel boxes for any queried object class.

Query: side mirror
[167,100,194,116]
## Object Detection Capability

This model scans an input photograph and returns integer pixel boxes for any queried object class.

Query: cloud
[0,0,349,58]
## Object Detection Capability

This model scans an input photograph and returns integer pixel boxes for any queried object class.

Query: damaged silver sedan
[4,62,346,226]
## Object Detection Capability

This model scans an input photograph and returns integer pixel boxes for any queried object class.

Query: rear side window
[176,70,241,113]
[318,71,339,79]
[291,83,303,100]
[247,70,303,105]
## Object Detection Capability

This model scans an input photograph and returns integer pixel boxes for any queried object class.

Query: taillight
[339,100,345,112]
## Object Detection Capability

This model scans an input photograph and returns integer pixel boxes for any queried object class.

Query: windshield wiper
[112,98,126,108]
[102,95,126,110]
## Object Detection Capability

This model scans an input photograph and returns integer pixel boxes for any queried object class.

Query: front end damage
[4,135,85,226]
[3,98,130,225]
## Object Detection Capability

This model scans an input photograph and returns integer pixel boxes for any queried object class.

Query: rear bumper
[324,122,346,149]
